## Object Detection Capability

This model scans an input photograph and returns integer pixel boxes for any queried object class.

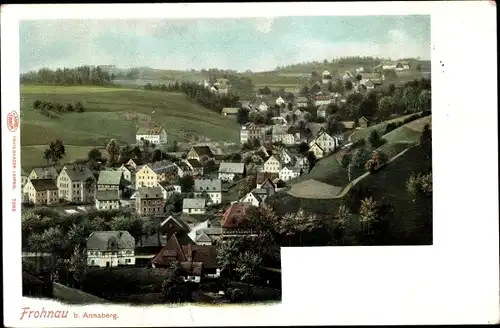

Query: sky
[19,15,430,73]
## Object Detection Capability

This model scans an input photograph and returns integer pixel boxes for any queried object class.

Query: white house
[279,166,302,182]
[254,99,269,112]
[119,164,134,184]
[309,128,338,154]
[309,142,326,159]
[182,198,206,214]
[321,70,332,84]
[282,133,297,145]
[279,149,294,165]
[239,188,270,207]
[136,125,168,145]
[294,155,309,171]
[86,231,135,267]
[95,190,121,211]
[193,179,222,204]
[158,181,181,200]
[263,155,283,174]
[275,96,285,106]
[218,163,245,182]
[240,125,249,144]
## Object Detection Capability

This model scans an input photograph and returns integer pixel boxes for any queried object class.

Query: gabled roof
[183,198,206,209]
[194,179,222,193]
[148,160,178,174]
[160,215,190,232]
[195,232,212,243]
[97,170,123,185]
[62,164,94,182]
[256,172,279,185]
[187,159,203,168]
[221,202,253,229]
[136,186,163,199]
[29,178,58,191]
[218,162,245,174]
[87,231,135,250]
[221,107,239,114]
[296,96,308,103]
[137,125,165,135]
[309,142,325,152]
[181,244,218,269]
[190,146,214,157]
[151,234,187,266]
[31,167,58,179]
[96,190,120,201]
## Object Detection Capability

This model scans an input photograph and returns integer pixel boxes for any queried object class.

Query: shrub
[341,153,352,168]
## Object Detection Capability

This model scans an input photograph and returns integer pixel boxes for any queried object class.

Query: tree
[298,142,309,155]
[345,80,353,91]
[335,205,351,245]
[287,102,293,112]
[166,140,179,152]
[249,111,265,125]
[110,215,144,241]
[378,96,395,118]
[236,107,250,125]
[89,216,109,231]
[68,244,87,288]
[368,130,384,148]
[87,148,102,162]
[44,140,66,164]
[387,83,396,95]
[106,139,121,166]
[418,90,431,111]
[33,100,42,109]
[420,123,432,146]
[179,175,194,193]
[365,150,387,172]
[327,116,345,135]
[356,74,362,81]
[43,148,53,165]
[341,153,352,168]
[406,173,432,200]
[216,240,241,279]
[238,175,256,198]
[359,197,378,235]
[306,151,317,173]
[75,101,84,113]
[235,251,262,283]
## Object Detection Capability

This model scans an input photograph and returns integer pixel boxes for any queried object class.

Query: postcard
[2,2,499,327]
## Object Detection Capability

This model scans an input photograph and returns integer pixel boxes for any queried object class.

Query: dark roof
[183,198,206,209]
[96,190,120,201]
[148,160,178,174]
[180,261,203,276]
[195,232,212,243]
[160,215,190,232]
[136,186,163,199]
[256,172,279,185]
[136,234,167,248]
[194,179,222,193]
[187,159,203,168]
[63,164,94,182]
[29,178,58,191]
[191,146,214,157]
[181,244,218,269]
[31,167,58,179]
[221,202,253,229]
[86,231,135,250]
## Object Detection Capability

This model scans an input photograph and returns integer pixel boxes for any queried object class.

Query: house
[271,116,288,126]
[193,232,213,246]
[342,71,354,82]
[23,178,59,205]
[187,146,215,162]
[177,161,193,177]
[218,163,246,182]
[135,160,180,188]
[396,61,410,71]
[95,190,121,211]
[136,125,168,145]
[359,116,369,129]
[194,179,222,204]
[151,234,219,281]
[321,70,332,84]
[271,125,287,143]
[119,164,135,184]
[28,167,58,181]
[239,188,271,207]
[253,99,270,112]
[296,97,309,108]
[312,94,332,106]
[279,166,302,182]
[308,128,338,154]
[126,158,145,170]
[341,121,356,130]
[221,107,239,118]
[240,125,249,144]
[245,123,267,144]
[182,198,206,214]
[317,105,327,118]
[256,173,278,190]
[56,164,96,203]
[159,215,191,239]
[294,155,309,171]
[221,202,257,238]
[185,159,204,176]
[364,80,375,90]
[158,181,181,200]
[263,155,283,174]
[309,142,326,159]
[135,186,165,217]
[97,170,123,196]
[275,96,285,106]
[282,133,297,145]
[87,231,135,267]
[21,171,28,189]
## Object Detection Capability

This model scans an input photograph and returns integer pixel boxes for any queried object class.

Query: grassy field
[21,145,107,171]
[289,152,350,188]
[349,113,419,143]
[21,85,240,169]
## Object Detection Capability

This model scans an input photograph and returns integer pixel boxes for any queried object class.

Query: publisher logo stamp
[7,110,19,132]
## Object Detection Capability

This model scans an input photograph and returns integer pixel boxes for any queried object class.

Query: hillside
[268,143,432,245]
[21,85,240,169]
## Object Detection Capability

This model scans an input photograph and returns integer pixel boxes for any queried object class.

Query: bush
[341,153,352,168]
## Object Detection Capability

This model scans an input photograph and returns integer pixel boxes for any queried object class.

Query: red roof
[256,172,279,185]
[221,202,252,229]
[151,234,187,266]
[181,245,218,269]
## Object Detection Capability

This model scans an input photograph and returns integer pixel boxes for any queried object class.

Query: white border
[2,2,499,327]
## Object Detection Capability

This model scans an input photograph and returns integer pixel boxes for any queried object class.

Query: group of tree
[143,82,240,114]
[33,100,85,117]
[43,139,66,165]
[21,66,113,85]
